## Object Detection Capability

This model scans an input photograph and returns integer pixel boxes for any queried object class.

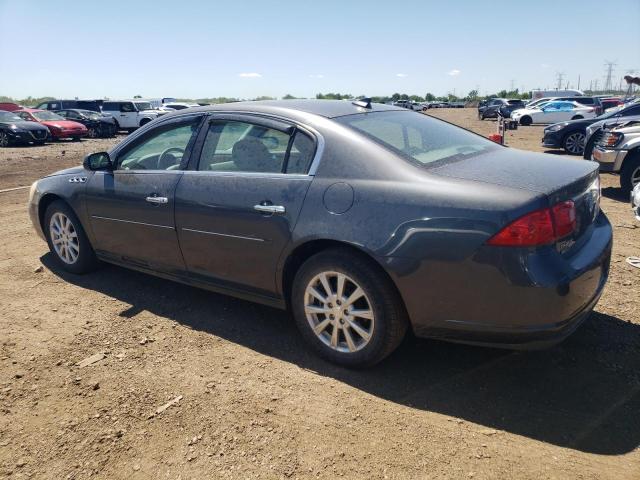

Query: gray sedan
[28,100,612,367]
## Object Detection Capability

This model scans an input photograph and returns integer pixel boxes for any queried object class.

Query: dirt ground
[1,110,639,480]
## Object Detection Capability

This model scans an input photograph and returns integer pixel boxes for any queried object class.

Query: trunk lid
[430,148,601,250]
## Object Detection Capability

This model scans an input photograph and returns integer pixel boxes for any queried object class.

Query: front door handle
[146,196,168,204]
[254,204,285,214]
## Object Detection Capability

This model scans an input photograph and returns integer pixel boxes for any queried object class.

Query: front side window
[120,102,135,112]
[116,118,200,171]
[198,120,315,174]
[336,111,498,167]
[134,102,153,111]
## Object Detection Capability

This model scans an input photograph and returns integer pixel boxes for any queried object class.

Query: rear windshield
[336,111,499,166]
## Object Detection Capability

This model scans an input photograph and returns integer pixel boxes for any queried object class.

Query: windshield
[0,112,23,122]
[134,102,153,111]
[32,111,65,121]
[336,111,499,166]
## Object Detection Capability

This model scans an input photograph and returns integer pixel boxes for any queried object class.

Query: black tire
[0,132,10,148]
[72,136,81,142]
[139,118,151,127]
[571,115,583,120]
[291,248,408,368]
[87,127,98,138]
[562,131,586,155]
[519,116,532,126]
[35,140,45,146]
[44,200,99,274]
[583,134,597,159]
[113,120,120,134]
[620,152,640,194]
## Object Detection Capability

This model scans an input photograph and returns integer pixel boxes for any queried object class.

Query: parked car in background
[530,89,583,100]
[160,102,199,111]
[592,122,640,192]
[0,102,22,112]
[583,102,640,159]
[28,100,611,367]
[543,102,640,155]
[0,110,49,147]
[601,98,624,112]
[55,109,117,138]
[101,100,166,131]
[36,99,103,113]
[478,99,523,119]
[392,100,421,111]
[511,101,596,125]
[15,109,87,141]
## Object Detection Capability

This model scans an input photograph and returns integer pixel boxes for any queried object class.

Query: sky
[1,0,639,100]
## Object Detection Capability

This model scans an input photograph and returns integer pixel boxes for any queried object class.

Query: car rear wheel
[571,115,583,120]
[87,127,98,138]
[519,116,532,126]
[113,121,120,134]
[291,249,408,367]
[44,200,99,274]
[563,131,586,155]
[0,132,9,147]
[620,153,640,194]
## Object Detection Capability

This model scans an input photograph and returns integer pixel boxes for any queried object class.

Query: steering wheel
[157,147,185,169]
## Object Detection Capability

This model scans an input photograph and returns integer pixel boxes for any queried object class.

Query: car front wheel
[291,249,408,368]
[620,153,640,194]
[519,116,532,126]
[44,200,99,274]
[563,131,586,155]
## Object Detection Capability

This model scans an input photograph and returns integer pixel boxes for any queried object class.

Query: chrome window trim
[91,215,174,230]
[107,110,326,176]
[179,170,311,181]
[181,227,264,242]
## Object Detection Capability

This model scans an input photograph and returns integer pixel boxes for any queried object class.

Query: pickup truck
[591,122,640,192]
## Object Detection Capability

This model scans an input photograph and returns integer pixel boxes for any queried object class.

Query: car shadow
[41,254,640,456]
[602,186,629,202]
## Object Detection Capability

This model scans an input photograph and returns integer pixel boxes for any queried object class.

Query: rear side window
[197,120,315,174]
[102,102,117,111]
[336,111,498,166]
[575,98,594,105]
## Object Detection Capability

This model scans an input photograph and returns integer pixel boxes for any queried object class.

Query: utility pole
[555,72,565,90]
[603,60,616,93]
[594,79,599,93]
[577,75,580,91]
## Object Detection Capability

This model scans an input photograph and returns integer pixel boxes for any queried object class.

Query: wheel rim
[0,133,8,147]
[88,127,97,138]
[304,271,375,353]
[49,212,79,264]
[632,166,640,188]
[565,132,585,154]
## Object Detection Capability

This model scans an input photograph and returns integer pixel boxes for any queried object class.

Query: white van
[530,89,583,100]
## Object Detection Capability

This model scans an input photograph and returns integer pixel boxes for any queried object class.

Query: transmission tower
[555,72,565,90]
[603,61,616,92]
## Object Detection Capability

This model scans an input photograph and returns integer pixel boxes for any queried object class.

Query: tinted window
[199,121,289,173]
[102,102,118,111]
[116,119,200,170]
[49,102,61,110]
[120,102,135,112]
[286,132,315,174]
[622,105,640,116]
[336,111,498,166]
[574,98,594,105]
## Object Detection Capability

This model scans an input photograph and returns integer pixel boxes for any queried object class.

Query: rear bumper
[385,212,613,349]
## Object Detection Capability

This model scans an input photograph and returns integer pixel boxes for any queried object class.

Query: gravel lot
[1,109,638,480]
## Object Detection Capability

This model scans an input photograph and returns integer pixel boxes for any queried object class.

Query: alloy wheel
[632,166,640,188]
[49,212,80,264]
[0,132,8,147]
[565,132,585,154]
[88,127,98,138]
[304,271,375,353]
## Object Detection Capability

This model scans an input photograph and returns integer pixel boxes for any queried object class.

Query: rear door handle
[146,196,168,204]
[254,204,285,214]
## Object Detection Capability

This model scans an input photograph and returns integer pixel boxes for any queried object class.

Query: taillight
[487,200,576,247]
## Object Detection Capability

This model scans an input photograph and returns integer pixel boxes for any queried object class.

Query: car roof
[166,99,404,119]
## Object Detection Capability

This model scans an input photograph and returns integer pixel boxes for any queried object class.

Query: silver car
[591,123,640,192]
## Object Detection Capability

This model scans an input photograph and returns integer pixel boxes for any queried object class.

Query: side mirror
[83,152,113,171]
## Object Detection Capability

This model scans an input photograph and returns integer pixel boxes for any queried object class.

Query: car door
[84,114,204,273]
[117,102,137,128]
[174,114,318,298]
[540,102,563,123]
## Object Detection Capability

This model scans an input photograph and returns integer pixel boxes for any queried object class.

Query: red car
[15,109,87,141]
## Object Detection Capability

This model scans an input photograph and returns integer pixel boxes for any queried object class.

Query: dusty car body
[28,100,612,366]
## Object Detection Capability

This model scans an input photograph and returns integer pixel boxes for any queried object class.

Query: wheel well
[37,194,79,233]
[622,148,640,169]
[139,118,151,127]
[281,240,406,313]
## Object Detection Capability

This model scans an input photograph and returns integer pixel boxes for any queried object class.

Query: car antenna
[352,97,372,109]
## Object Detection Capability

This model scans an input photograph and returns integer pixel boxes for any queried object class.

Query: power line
[555,72,565,90]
